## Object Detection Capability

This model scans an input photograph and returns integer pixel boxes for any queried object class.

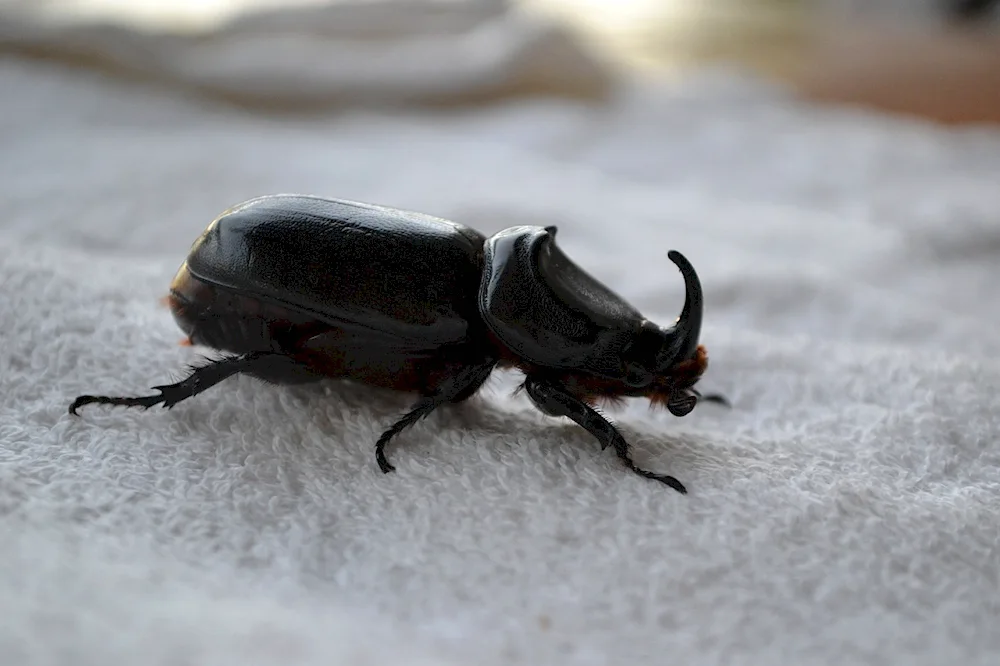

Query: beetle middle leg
[68,351,303,414]
[374,356,496,474]
[523,376,687,494]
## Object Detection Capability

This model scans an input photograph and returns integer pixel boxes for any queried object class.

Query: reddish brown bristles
[495,328,710,412]
[161,293,185,311]
[562,344,709,411]
[647,344,709,409]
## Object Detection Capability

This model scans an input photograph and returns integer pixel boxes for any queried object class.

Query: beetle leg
[374,358,496,474]
[68,351,291,414]
[690,388,730,408]
[523,376,687,494]
[375,396,440,473]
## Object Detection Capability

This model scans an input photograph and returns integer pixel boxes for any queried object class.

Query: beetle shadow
[268,376,419,422]
[225,371,733,483]
[437,377,732,478]
[243,373,508,445]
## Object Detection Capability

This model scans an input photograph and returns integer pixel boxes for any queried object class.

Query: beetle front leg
[691,389,730,408]
[523,376,687,494]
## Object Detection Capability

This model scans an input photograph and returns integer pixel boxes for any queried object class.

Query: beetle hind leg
[523,376,687,494]
[69,351,294,415]
[69,391,171,413]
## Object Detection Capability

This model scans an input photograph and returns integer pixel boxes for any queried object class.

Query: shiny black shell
[478,225,647,380]
[183,194,488,352]
[177,193,662,387]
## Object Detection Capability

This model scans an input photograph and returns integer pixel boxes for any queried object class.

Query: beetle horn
[660,250,703,366]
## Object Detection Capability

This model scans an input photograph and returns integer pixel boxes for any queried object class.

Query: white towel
[2,2,999,664]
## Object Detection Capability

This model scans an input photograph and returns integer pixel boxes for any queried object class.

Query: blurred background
[1,0,998,124]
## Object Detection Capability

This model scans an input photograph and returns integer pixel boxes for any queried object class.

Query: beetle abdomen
[184,194,487,349]
[168,262,324,354]
[168,261,492,393]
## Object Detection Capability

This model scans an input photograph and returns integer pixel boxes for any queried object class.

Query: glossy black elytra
[69,194,727,493]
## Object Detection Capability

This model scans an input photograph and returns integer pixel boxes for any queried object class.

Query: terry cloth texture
[2,1,999,664]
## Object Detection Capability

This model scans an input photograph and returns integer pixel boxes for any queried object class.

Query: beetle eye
[624,364,652,388]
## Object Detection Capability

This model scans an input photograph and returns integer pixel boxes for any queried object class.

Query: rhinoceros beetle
[70,194,726,493]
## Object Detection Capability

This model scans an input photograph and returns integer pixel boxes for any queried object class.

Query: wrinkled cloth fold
[0,0,613,109]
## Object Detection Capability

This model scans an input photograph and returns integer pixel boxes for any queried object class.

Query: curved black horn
[659,250,703,366]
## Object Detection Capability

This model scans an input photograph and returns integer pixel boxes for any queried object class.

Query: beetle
[69,194,726,493]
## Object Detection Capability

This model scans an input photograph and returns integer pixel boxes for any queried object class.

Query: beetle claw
[68,396,93,415]
[376,438,397,473]
[150,384,186,409]
[374,395,442,474]
[625,463,687,493]
[68,391,166,413]
[69,352,280,417]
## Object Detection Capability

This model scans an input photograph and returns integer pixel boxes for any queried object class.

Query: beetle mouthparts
[662,250,703,365]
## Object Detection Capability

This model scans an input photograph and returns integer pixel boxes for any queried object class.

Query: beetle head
[618,250,707,416]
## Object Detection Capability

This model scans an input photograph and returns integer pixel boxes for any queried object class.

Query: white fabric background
[2,1,1000,664]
